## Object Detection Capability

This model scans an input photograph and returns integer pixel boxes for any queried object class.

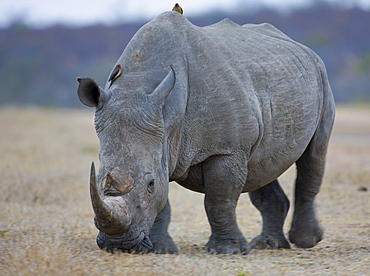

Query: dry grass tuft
[0,106,369,275]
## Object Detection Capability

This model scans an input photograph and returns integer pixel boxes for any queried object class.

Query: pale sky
[0,0,369,28]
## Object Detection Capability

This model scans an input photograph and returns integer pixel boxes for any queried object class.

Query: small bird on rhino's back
[108,64,122,87]
[172,3,183,14]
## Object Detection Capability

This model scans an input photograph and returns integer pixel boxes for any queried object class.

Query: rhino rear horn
[149,66,175,103]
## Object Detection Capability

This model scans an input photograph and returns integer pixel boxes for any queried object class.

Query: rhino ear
[77,77,108,108]
[149,66,175,103]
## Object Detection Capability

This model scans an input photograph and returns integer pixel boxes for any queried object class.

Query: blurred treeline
[0,4,369,107]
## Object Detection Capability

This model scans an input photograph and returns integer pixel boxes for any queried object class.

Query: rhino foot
[289,224,323,248]
[205,236,250,255]
[250,234,290,249]
[289,199,324,248]
[149,234,178,254]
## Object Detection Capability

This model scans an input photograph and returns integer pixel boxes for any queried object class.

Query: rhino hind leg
[149,200,178,254]
[249,179,291,249]
[203,155,250,254]
[289,105,334,248]
[289,153,324,248]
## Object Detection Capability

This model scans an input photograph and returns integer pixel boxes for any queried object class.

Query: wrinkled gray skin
[77,12,335,254]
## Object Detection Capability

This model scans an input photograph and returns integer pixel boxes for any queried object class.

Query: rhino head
[77,67,177,252]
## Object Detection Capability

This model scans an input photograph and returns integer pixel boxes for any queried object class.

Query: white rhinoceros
[77,11,335,254]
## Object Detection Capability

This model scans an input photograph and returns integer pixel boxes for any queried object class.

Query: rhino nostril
[96,232,106,249]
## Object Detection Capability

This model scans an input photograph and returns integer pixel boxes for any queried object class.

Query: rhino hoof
[289,226,324,248]
[250,234,290,249]
[149,235,178,254]
[205,238,250,255]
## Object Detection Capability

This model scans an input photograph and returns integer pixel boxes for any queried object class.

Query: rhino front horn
[90,162,130,234]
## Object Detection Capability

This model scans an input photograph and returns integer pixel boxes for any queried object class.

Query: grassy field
[0,106,369,275]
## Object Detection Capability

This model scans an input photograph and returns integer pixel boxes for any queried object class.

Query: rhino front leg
[203,156,249,254]
[249,179,290,249]
[149,199,178,254]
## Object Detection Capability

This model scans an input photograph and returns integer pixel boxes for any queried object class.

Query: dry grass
[0,105,369,275]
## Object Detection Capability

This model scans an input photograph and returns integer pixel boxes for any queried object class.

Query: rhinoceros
[77,11,335,254]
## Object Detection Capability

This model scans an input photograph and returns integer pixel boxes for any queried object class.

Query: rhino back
[177,15,323,186]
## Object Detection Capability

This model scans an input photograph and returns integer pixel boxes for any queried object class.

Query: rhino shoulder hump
[242,22,293,41]
[211,18,240,27]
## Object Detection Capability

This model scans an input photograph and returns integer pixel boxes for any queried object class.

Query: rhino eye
[147,179,155,194]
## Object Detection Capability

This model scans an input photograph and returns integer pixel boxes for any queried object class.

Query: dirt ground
[0,105,369,275]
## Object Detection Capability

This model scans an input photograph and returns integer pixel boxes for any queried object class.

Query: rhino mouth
[96,230,153,253]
